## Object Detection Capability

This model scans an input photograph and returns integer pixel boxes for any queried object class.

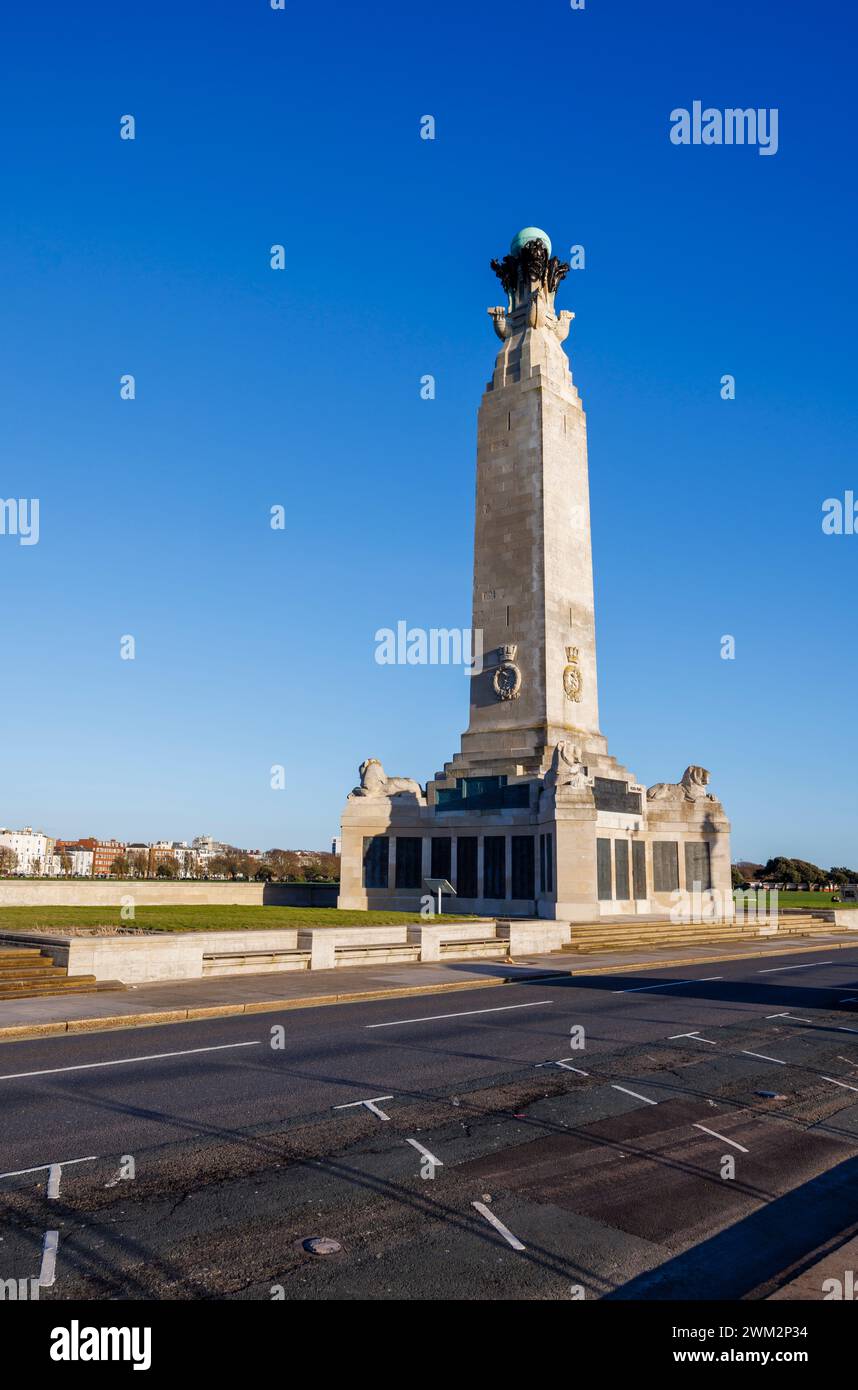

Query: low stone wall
[0,880,338,907]
[833,911,858,929]
[0,921,503,983]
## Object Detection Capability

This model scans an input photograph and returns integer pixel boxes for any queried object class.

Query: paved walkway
[0,930,853,1041]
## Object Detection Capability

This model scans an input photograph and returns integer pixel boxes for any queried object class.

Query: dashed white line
[757,961,833,974]
[822,1076,858,1094]
[333,1096,393,1120]
[668,1031,717,1045]
[613,976,722,995]
[611,1085,657,1105]
[692,1124,749,1154]
[406,1138,443,1167]
[365,1000,554,1029]
[741,1050,786,1065]
[766,1012,812,1022]
[0,1040,261,1082]
[472,1201,526,1251]
[46,1165,62,1201]
[0,1155,97,1181]
[39,1231,58,1287]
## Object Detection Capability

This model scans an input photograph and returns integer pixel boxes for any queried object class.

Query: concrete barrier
[833,911,858,929]
[498,921,573,954]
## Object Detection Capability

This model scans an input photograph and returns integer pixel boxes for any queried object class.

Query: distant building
[0,827,55,876]
[331,837,341,856]
[91,839,125,877]
[49,842,95,877]
[839,884,858,901]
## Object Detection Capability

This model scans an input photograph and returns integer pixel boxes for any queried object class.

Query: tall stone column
[460,229,604,772]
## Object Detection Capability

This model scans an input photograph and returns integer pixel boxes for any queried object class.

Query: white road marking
[0,1155,97,1181]
[46,1165,61,1201]
[365,1000,554,1029]
[472,1201,526,1251]
[692,1123,749,1154]
[837,1026,858,1035]
[741,1050,786,1065]
[766,1012,812,1022]
[839,997,858,1003]
[0,1040,260,1082]
[613,976,722,995]
[757,961,833,974]
[333,1095,393,1120]
[611,1085,657,1105]
[406,1138,443,1167]
[535,1057,589,1074]
[668,1031,717,1044]
[39,1231,58,1287]
[822,1076,858,1093]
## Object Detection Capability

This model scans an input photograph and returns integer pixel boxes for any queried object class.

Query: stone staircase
[0,945,99,999]
[562,912,851,954]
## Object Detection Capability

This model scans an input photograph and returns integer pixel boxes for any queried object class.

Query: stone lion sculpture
[350,758,425,802]
[647,765,715,803]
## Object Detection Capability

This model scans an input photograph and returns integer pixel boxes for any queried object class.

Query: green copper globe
[510,226,551,256]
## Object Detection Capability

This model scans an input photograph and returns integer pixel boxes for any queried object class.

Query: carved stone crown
[565,646,579,663]
[498,643,518,663]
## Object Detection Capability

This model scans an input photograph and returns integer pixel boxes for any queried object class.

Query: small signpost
[423,877,456,917]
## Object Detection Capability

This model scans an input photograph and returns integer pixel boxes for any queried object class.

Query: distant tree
[830,866,858,885]
[731,865,747,889]
[110,854,131,878]
[155,855,180,879]
[791,858,827,887]
[312,851,340,881]
[761,857,802,886]
[59,850,72,877]
[0,846,17,876]
[128,851,148,879]
[207,853,231,879]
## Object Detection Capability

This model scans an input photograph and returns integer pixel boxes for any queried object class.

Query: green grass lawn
[733,890,858,910]
[0,905,481,933]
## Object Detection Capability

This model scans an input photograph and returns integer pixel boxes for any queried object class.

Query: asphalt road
[2,946,858,1300]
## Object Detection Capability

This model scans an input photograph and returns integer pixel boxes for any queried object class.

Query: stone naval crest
[562,646,583,703]
[492,643,522,701]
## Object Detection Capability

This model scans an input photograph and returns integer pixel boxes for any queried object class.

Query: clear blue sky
[1,0,855,864]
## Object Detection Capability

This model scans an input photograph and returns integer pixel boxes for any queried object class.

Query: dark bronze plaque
[593,777,642,815]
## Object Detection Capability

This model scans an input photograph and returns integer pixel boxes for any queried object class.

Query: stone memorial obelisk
[338,228,732,922]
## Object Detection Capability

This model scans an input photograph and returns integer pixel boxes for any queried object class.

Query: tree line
[0,846,340,882]
[733,857,858,889]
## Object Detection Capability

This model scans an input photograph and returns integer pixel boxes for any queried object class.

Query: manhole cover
[302,1237,342,1256]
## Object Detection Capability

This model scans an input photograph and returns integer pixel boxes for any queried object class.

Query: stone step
[0,975,99,998]
[0,959,68,973]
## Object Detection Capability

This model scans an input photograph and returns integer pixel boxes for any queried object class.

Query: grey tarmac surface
[1,946,857,1300]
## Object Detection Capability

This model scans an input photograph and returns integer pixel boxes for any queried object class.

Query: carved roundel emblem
[563,646,583,703]
[493,644,522,701]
